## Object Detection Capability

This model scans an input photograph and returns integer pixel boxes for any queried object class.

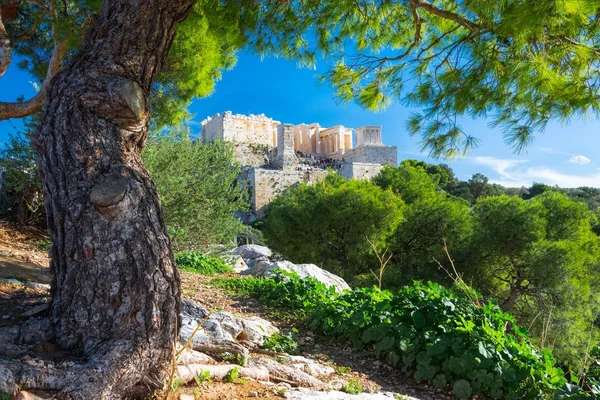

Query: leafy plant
[142,129,249,251]
[336,366,351,374]
[194,370,211,386]
[263,332,299,354]
[34,238,53,252]
[223,366,246,384]
[175,252,232,275]
[342,378,363,395]
[308,282,568,399]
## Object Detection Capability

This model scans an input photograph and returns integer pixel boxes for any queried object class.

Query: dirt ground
[0,221,447,399]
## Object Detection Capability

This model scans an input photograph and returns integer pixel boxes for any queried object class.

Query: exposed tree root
[190,339,250,364]
[176,363,270,384]
[249,357,324,388]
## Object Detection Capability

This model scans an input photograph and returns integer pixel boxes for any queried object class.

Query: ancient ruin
[200,111,398,219]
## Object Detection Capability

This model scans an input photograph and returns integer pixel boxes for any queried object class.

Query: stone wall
[233,142,273,168]
[344,145,397,165]
[274,124,297,169]
[249,167,329,217]
[340,162,385,181]
[202,111,280,146]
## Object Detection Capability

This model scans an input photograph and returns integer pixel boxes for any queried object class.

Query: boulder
[180,299,276,346]
[233,257,248,273]
[239,316,279,345]
[232,245,272,261]
[244,260,350,294]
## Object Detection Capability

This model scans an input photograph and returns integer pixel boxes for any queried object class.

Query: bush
[209,269,337,317]
[175,252,232,274]
[142,126,249,251]
[211,272,577,399]
[263,331,299,354]
[308,282,566,399]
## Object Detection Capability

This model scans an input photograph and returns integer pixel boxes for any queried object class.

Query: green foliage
[219,270,576,399]
[263,332,299,354]
[342,378,363,395]
[247,0,600,156]
[468,193,600,371]
[372,164,438,204]
[210,269,338,318]
[194,370,211,386]
[387,191,473,287]
[261,174,403,282]
[175,252,232,275]
[150,0,251,129]
[308,282,568,399]
[142,126,248,251]
[34,238,53,252]
[223,366,246,384]
[0,128,45,226]
[209,276,265,297]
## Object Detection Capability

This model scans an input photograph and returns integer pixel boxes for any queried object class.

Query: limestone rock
[244,260,350,294]
[213,311,244,339]
[240,316,279,345]
[232,245,272,261]
[0,365,15,396]
[180,299,276,346]
[233,257,248,273]
[283,355,335,377]
[283,389,417,399]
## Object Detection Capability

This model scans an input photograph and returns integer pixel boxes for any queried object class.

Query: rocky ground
[0,221,452,399]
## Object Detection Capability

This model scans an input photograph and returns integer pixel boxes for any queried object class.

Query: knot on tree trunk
[90,173,129,208]
[79,77,147,128]
[90,171,140,220]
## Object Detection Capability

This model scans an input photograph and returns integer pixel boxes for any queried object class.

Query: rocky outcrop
[231,245,350,294]
[242,260,350,294]
[180,299,279,345]
[232,244,272,261]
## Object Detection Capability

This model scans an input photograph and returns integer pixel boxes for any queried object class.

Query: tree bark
[16,0,196,398]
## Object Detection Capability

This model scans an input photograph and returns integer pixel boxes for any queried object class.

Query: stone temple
[200,111,398,219]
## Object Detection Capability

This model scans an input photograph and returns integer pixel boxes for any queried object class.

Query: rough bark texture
[15,0,196,398]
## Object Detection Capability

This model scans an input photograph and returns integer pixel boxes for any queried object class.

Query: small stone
[179,395,194,400]
[248,392,259,397]
[67,361,75,367]
[373,361,382,366]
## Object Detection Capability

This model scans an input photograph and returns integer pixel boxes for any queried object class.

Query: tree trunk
[23,0,195,397]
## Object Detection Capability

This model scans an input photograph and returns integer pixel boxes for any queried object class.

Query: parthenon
[200,111,398,219]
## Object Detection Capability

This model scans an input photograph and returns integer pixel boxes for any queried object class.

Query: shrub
[142,127,248,251]
[175,252,232,274]
[263,331,299,354]
[308,282,566,399]
[342,378,363,394]
[209,269,337,317]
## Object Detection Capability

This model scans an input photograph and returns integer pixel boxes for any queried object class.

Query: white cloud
[471,156,529,180]
[568,155,592,165]
[468,156,600,188]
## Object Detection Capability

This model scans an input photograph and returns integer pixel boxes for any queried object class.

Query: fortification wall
[340,162,385,181]
[344,145,397,165]
[233,142,273,168]
[249,167,328,217]
[202,111,280,146]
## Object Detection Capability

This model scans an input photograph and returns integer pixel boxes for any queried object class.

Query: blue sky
[1,51,599,188]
